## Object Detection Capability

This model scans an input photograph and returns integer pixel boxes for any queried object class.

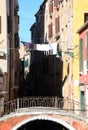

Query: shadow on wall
[0,68,3,76]
[18,50,63,98]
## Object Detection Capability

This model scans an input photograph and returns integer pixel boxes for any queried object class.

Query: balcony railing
[0,97,88,118]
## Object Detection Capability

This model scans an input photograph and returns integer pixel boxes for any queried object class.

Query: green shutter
[24,59,28,67]
[79,38,83,73]
[80,91,84,111]
[86,32,88,70]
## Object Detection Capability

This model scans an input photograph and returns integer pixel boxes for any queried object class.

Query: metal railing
[1,97,88,118]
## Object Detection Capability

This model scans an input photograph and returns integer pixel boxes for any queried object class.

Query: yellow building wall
[73,0,88,101]
[59,0,73,99]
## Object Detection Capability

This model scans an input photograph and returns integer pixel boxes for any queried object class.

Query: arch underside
[11,115,75,130]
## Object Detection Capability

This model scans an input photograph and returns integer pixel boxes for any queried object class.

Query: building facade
[44,0,60,44]
[30,0,73,98]
[73,0,88,103]
[0,0,19,102]
[44,0,74,99]
[0,1,8,74]
[8,0,19,100]
[77,21,88,115]
[29,0,88,109]
[44,0,88,104]
[30,0,46,44]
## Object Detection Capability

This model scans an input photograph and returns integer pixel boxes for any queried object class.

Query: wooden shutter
[55,17,60,33]
[48,23,52,38]
[49,2,53,14]
[79,38,83,73]
[24,59,28,67]
[54,0,59,6]
[14,33,19,48]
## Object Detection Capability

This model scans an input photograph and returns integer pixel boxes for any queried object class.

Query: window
[79,38,83,73]
[14,33,19,48]
[0,16,1,33]
[48,23,53,38]
[24,59,28,67]
[54,0,59,6]
[80,91,84,111]
[49,2,53,14]
[55,17,60,33]
[84,13,88,23]
[7,16,11,34]
[14,8,17,16]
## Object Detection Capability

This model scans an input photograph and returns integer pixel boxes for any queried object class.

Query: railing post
[73,100,74,113]
[55,96,58,108]
[17,98,19,110]
[66,97,68,112]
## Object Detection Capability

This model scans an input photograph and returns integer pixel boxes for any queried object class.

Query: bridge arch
[11,115,75,130]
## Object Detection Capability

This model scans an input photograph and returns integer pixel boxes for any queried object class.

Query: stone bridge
[0,97,88,130]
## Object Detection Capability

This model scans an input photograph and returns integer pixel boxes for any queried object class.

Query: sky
[18,0,44,44]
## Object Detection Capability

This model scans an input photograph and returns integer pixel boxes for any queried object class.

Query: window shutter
[49,2,53,14]
[54,0,59,6]
[48,23,52,38]
[80,91,84,111]
[79,38,83,73]
[14,33,19,48]
[55,17,60,33]
[7,16,11,34]
[24,59,28,67]
[86,32,88,70]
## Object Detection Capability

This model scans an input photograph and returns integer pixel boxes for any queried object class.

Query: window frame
[84,13,88,23]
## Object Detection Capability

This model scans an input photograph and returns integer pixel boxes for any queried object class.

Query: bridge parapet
[0,107,88,130]
[1,96,88,121]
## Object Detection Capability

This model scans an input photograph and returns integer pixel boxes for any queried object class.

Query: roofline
[30,23,36,31]
[35,0,47,16]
